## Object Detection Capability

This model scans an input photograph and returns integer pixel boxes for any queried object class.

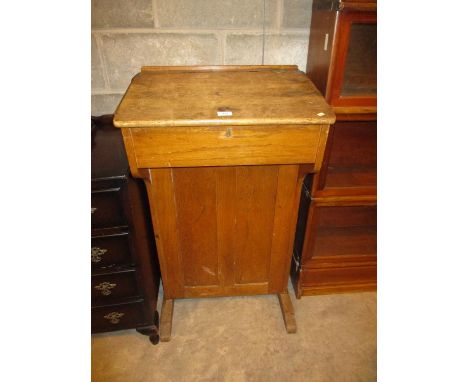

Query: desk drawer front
[129,125,325,168]
[91,232,133,269]
[91,271,140,303]
[91,188,127,229]
[91,301,145,333]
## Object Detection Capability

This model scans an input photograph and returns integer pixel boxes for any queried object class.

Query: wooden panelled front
[146,164,301,299]
[173,167,219,287]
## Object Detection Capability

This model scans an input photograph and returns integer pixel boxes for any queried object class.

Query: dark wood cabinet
[291,0,377,296]
[91,116,161,344]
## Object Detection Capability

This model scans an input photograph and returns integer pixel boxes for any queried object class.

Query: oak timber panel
[234,166,278,284]
[145,169,185,298]
[147,165,299,298]
[173,167,219,287]
[268,165,302,292]
[215,167,237,289]
[183,283,270,299]
[129,125,324,168]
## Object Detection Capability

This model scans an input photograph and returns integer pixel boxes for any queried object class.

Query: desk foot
[278,292,297,333]
[160,297,174,342]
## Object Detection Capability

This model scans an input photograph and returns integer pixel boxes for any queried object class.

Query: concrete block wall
[91,0,313,116]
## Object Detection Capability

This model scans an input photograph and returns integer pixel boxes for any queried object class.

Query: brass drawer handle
[104,312,124,324]
[91,247,108,263]
[91,207,97,214]
[94,282,117,296]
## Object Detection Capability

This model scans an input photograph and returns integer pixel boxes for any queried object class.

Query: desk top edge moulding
[113,65,335,341]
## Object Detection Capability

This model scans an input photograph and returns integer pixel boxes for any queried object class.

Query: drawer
[318,120,376,192]
[91,188,127,229]
[91,232,133,270]
[303,204,377,262]
[91,270,140,303]
[128,125,325,168]
[91,300,146,333]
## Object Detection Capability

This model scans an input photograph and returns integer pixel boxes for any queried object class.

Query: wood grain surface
[278,293,297,333]
[145,165,305,299]
[114,66,335,128]
[127,124,325,168]
[114,66,335,335]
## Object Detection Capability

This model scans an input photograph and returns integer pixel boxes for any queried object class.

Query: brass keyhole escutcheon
[104,312,124,324]
[91,247,108,263]
[225,128,233,138]
[95,281,117,296]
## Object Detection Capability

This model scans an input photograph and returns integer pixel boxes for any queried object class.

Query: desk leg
[160,297,174,342]
[278,292,297,333]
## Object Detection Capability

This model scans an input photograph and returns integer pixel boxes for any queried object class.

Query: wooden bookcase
[291,0,377,297]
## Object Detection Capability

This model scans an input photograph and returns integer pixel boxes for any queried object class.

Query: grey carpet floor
[92,286,376,382]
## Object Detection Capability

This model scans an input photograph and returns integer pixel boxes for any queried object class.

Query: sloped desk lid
[113,65,336,128]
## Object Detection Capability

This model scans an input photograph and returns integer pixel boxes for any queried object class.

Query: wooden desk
[114,65,335,341]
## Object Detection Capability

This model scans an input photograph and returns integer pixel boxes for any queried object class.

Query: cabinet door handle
[103,312,124,324]
[94,282,117,296]
[91,247,108,263]
[91,207,97,214]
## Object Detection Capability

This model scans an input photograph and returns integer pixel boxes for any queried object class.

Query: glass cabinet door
[341,23,377,97]
[328,10,377,107]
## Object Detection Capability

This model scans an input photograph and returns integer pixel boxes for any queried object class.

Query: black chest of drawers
[91,116,160,344]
